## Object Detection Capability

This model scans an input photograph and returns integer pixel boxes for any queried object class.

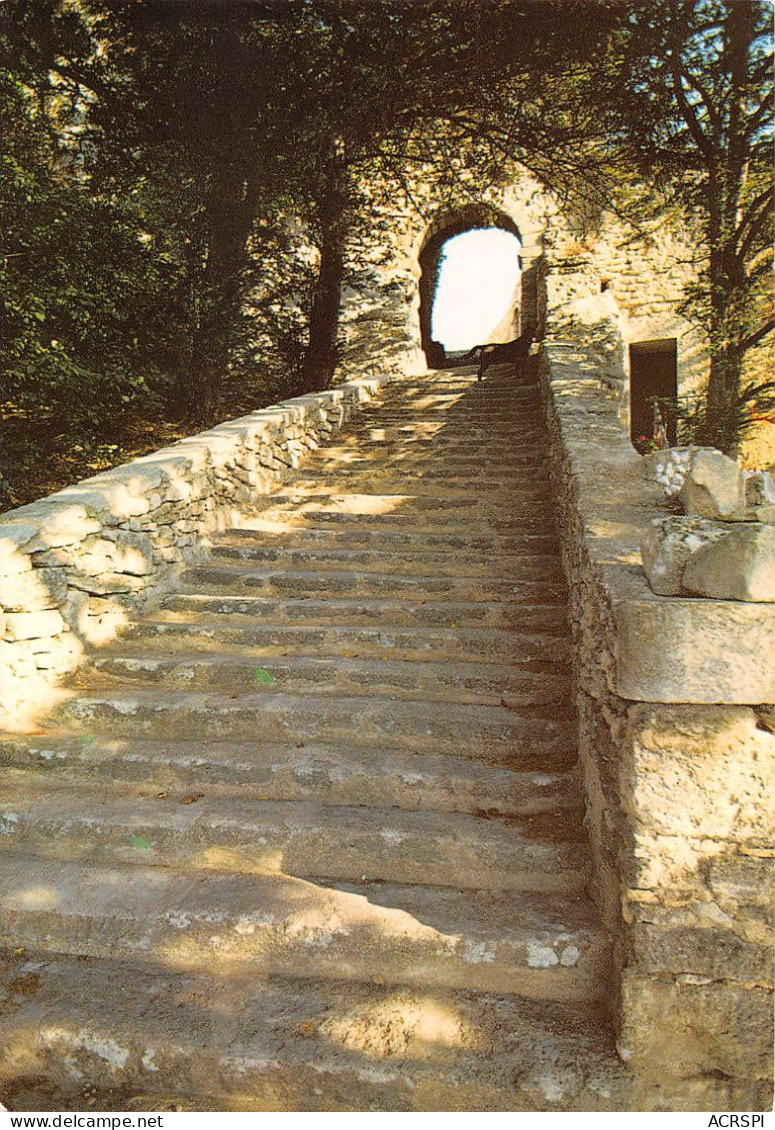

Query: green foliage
[612,0,774,452]
[0,65,186,469]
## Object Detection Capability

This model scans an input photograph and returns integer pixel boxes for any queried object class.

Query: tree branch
[738,378,775,405]
[669,56,715,165]
[743,89,775,140]
[736,186,775,260]
[739,316,775,355]
[49,59,110,104]
[678,67,721,136]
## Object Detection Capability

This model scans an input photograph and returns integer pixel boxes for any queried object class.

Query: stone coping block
[683,524,775,603]
[0,374,388,726]
[541,343,775,705]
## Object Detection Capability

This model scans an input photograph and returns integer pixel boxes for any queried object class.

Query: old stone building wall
[335,159,706,389]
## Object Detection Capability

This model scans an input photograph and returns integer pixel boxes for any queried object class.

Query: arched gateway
[415,200,547,368]
[336,172,552,385]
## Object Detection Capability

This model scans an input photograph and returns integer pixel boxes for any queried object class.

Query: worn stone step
[140,607,571,655]
[358,400,543,413]
[228,523,558,555]
[324,427,547,444]
[53,689,574,755]
[343,409,544,425]
[262,483,553,506]
[77,652,573,707]
[0,861,608,1001]
[293,478,550,498]
[340,452,549,470]
[252,493,553,521]
[298,469,551,488]
[0,783,588,891]
[289,411,545,428]
[0,739,579,809]
[178,564,566,604]
[263,485,554,508]
[233,508,549,533]
[0,955,627,1111]
[341,406,544,422]
[208,542,562,580]
[339,437,547,454]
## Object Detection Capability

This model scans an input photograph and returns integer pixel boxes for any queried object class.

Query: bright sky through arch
[431,228,522,351]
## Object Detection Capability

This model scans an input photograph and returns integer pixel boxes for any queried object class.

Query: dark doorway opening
[629,339,678,446]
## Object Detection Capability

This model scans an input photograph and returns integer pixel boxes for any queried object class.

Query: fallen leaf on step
[131,835,152,851]
[254,666,276,686]
[156,791,168,800]
[181,794,203,805]
[298,1020,316,1037]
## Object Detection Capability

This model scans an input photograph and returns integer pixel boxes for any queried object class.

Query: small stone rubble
[642,447,775,602]
[643,446,697,498]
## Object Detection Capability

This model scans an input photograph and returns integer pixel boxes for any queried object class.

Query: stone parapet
[540,345,775,704]
[539,342,774,1108]
[0,377,387,730]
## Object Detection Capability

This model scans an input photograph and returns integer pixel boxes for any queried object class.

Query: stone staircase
[0,364,627,1111]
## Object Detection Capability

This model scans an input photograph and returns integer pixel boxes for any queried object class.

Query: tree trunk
[704,345,743,453]
[703,239,748,453]
[300,160,348,395]
[699,1,757,455]
[172,168,260,421]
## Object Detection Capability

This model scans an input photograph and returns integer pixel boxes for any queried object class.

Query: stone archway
[414,199,548,370]
[333,167,553,385]
[417,205,523,367]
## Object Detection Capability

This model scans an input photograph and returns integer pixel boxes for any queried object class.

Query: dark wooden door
[629,339,678,446]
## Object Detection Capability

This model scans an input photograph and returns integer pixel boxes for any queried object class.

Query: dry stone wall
[0,377,387,729]
[539,342,774,1109]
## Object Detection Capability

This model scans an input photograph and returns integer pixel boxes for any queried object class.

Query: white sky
[431,228,522,351]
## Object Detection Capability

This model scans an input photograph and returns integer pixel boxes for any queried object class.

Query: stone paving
[0,364,627,1111]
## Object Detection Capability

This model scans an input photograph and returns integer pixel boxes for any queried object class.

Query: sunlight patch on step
[265,494,413,516]
[9,884,60,910]
[410,394,466,411]
[396,422,444,437]
[317,995,482,1057]
[2,678,74,735]
[193,846,286,874]
[46,1029,129,1073]
[143,873,459,974]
